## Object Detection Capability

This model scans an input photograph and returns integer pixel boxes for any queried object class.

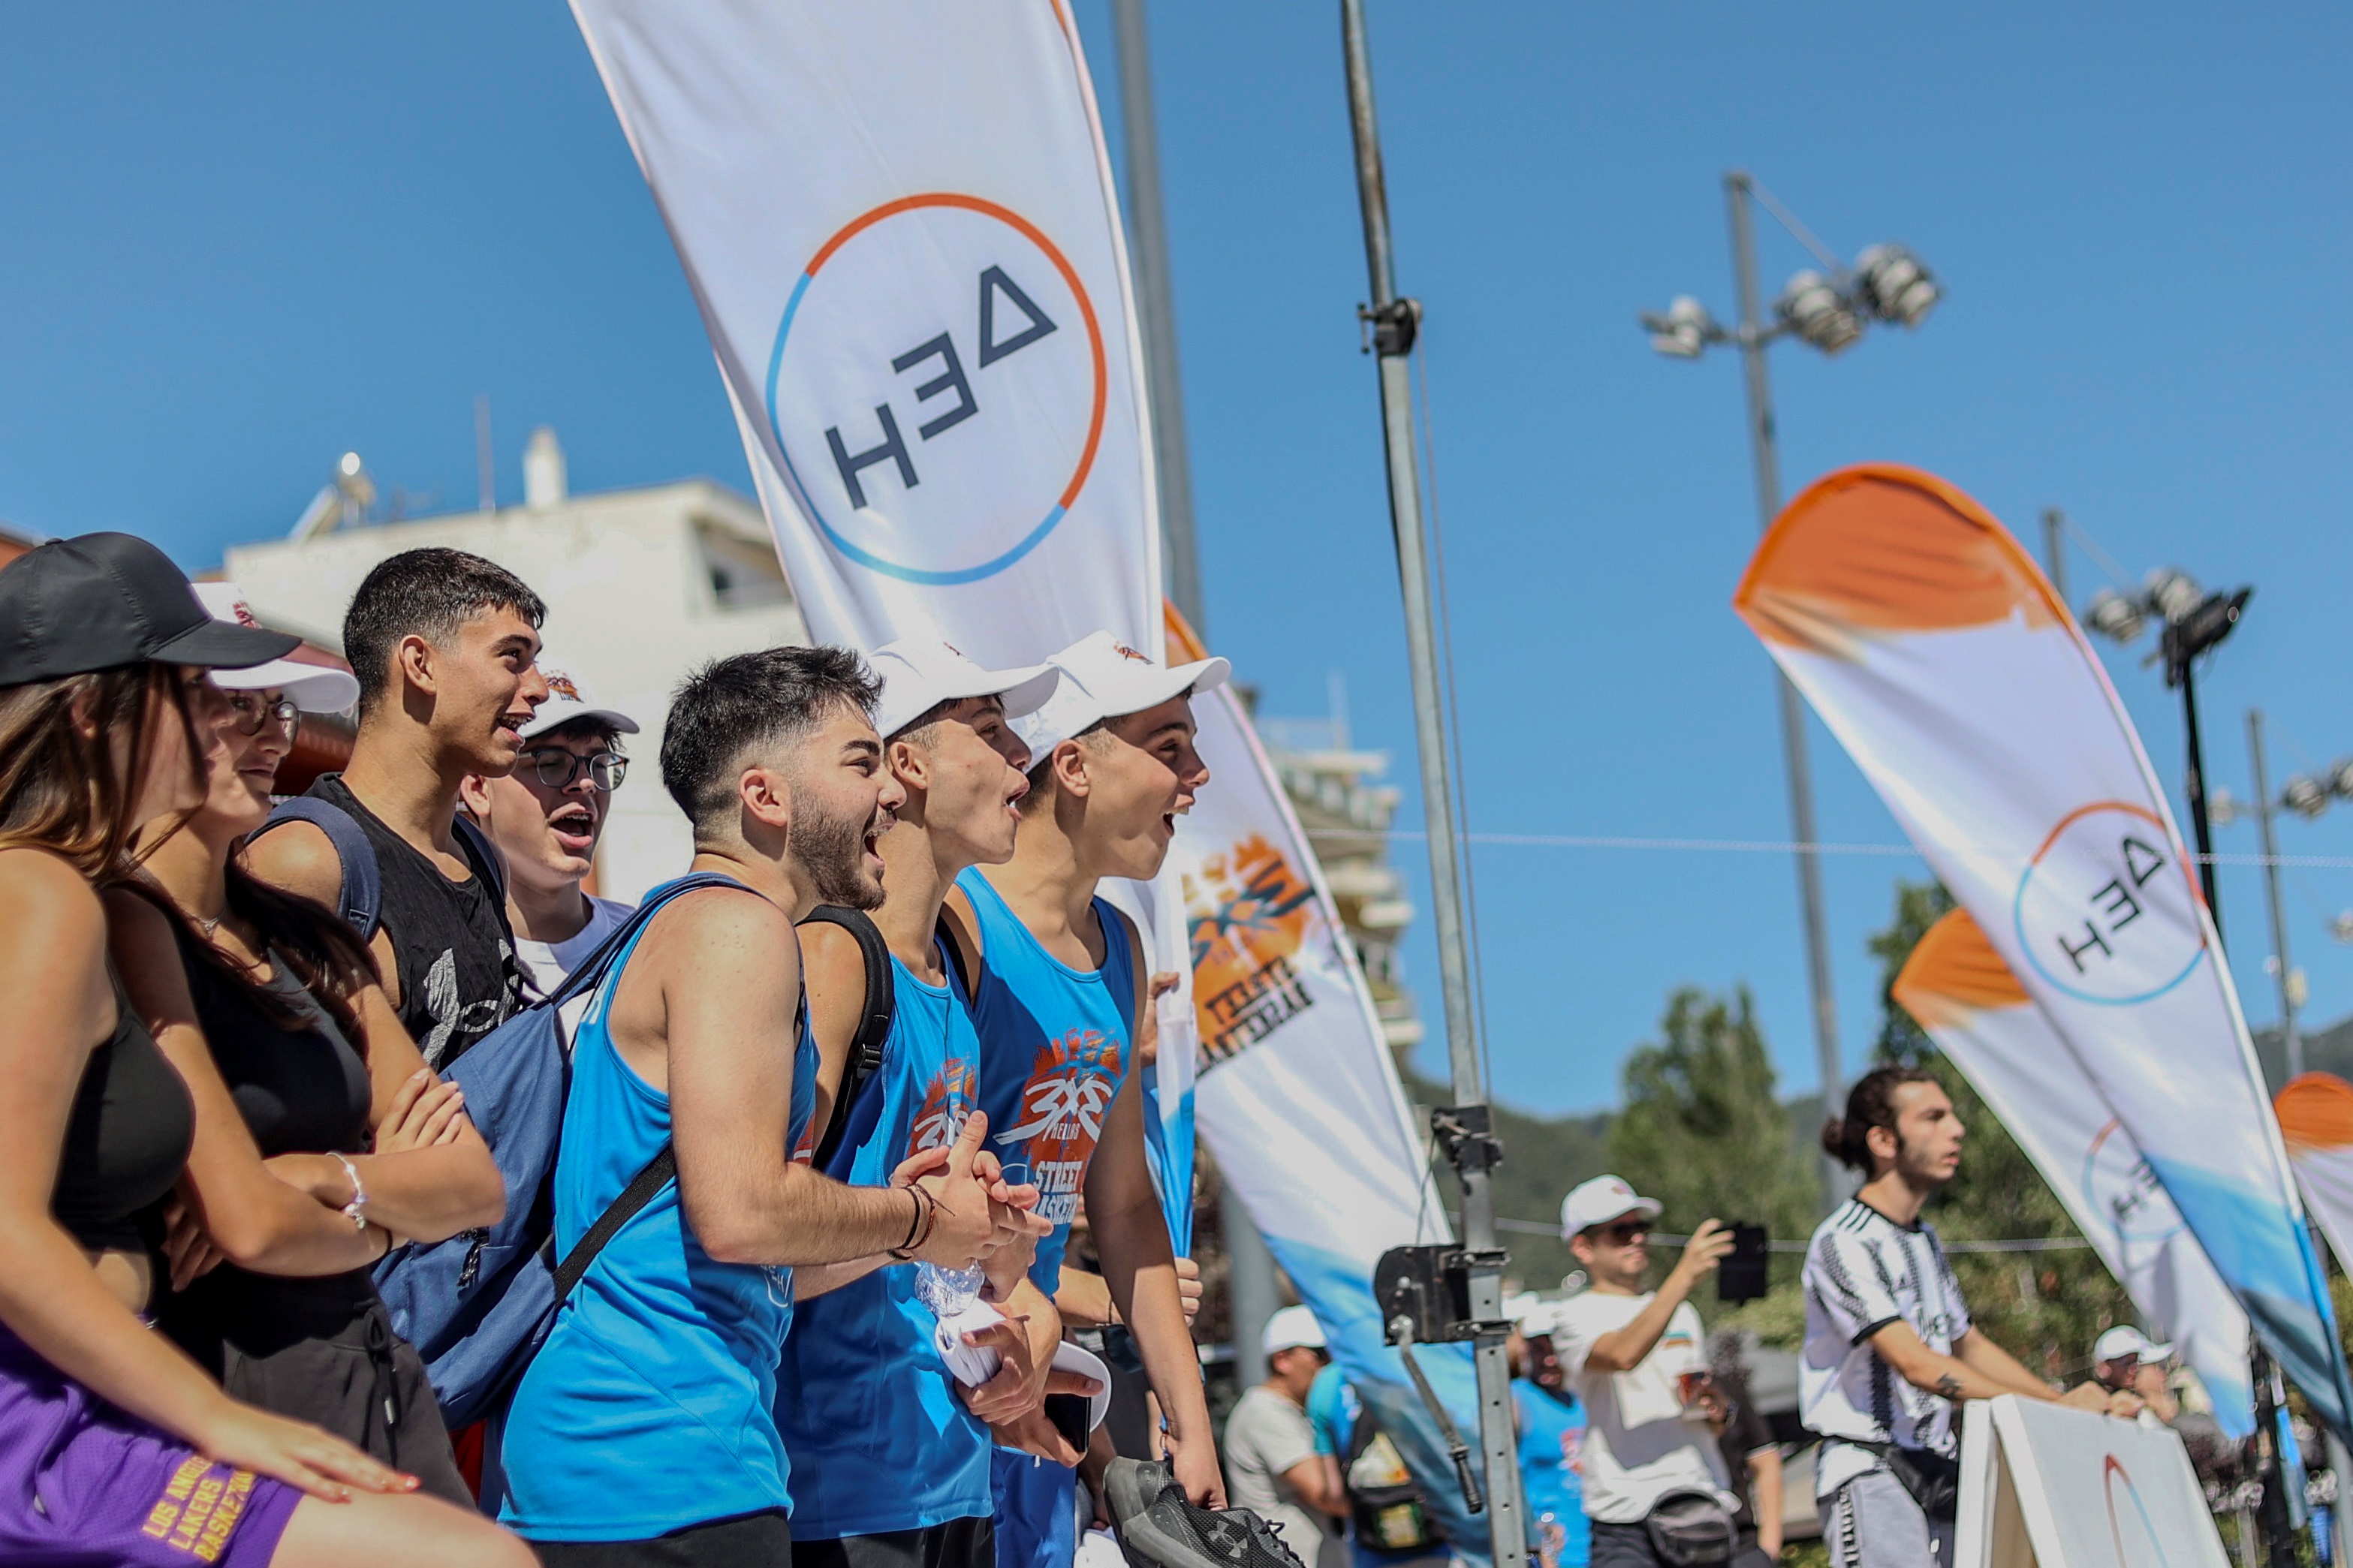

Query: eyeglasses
[224,691,302,739]
[524,748,628,791]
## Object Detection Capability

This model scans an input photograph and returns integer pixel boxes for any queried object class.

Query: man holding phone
[1547,1178,1739,1568]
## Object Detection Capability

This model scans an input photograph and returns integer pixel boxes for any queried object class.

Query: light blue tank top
[774,941,994,1538]
[500,876,818,1541]
[956,868,1137,1296]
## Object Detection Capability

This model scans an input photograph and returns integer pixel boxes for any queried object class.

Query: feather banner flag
[1894,908,2252,1434]
[1163,607,1492,1558]
[2276,1073,2353,1285]
[1737,462,2351,1434]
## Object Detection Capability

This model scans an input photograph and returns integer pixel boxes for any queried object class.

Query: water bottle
[920,1262,1004,1386]
[1536,1510,1565,1568]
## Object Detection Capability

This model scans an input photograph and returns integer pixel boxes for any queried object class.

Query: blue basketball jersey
[501,877,818,1541]
[774,944,995,1538]
[955,868,1137,1296]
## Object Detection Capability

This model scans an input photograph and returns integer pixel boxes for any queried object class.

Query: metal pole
[2250,709,2304,1082]
[2180,661,2222,932]
[1109,0,1207,634]
[1726,171,1845,1208]
[1338,8,1525,1565]
[1222,1200,1283,1388]
[2041,507,2068,606]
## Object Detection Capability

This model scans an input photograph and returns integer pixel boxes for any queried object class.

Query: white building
[226,435,806,900]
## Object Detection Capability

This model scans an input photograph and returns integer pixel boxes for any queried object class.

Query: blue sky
[4,5,2349,1116]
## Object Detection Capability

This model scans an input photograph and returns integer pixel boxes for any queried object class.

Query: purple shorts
[0,1324,300,1567]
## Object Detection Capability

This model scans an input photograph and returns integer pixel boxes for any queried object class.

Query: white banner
[1735,463,2352,1433]
[1164,632,1486,1554]
[1894,908,2252,1434]
[569,0,1159,668]
[2276,1073,2353,1285]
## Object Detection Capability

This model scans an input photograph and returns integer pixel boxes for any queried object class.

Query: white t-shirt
[513,895,634,1004]
[1549,1290,1733,1523]
[1800,1198,1974,1498]
[1224,1384,1330,1555]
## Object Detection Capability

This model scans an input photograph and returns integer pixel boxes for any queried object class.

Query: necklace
[194,910,227,940]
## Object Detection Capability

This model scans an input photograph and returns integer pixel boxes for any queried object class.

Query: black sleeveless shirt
[53,966,194,1253]
[157,927,379,1363]
[307,775,518,1068]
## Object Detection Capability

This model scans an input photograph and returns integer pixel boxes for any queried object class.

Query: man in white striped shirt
[1801,1067,2132,1567]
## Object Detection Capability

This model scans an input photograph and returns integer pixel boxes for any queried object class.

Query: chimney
[523,426,568,509]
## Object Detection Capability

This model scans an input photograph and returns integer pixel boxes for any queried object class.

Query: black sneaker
[1106,1457,1174,1536]
[1108,1464,1308,1568]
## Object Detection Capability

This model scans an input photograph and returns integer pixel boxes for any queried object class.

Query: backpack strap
[255,797,383,939]
[547,871,751,1008]
[799,904,895,1172]
[451,814,508,908]
[549,1144,676,1306]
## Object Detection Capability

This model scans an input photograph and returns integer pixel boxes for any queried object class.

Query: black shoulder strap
[549,1145,674,1305]
[800,904,894,1171]
[451,814,508,908]
[936,912,976,1001]
[255,796,383,939]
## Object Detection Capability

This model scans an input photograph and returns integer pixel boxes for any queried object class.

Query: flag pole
[1338,7,1526,1564]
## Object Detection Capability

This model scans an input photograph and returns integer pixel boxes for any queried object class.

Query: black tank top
[308,774,518,1068]
[53,967,194,1253]
[158,927,381,1366]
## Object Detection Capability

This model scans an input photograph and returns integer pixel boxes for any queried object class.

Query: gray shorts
[1823,1469,1954,1568]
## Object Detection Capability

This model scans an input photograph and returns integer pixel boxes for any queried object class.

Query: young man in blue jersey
[502,646,1038,1568]
[782,637,1098,1568]
[946,630,1234,1568]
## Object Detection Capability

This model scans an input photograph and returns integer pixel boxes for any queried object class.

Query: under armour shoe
[1106,1461,1308,1568]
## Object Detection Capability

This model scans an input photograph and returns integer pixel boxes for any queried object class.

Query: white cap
[1559,1175,1664,1240]
[1506,1293,1557,1338]
[2094,1326,2173,1365]
[869,637,1059,742]
[521,655,640,742]
[1011,630,1230,755]
[1051,1339,1114,1434]
[1262,1304,1327,1359]
[193,583,360,713]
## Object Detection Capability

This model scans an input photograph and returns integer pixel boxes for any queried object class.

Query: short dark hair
[1016,720,1111,815]
[1821,1064,1942,1173]
[343,549,546,715]
[661,645,881,835]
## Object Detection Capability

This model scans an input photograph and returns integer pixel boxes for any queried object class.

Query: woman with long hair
[0,533,530,1568]
[111,584,503,1503]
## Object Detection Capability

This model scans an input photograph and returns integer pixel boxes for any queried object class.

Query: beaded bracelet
[332,1154,369,1232]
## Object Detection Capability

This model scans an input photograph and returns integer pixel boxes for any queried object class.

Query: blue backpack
[371,871,741,1430]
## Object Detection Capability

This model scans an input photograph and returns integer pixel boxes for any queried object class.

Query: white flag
[1737,463,2351,1431]
[1896,908,2252,1434]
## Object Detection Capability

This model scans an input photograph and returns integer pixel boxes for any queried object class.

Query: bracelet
[332,1154,369,1232]
[888,1186,936,1260]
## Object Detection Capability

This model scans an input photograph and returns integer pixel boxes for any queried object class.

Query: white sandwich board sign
[1955,1395,2228,1567]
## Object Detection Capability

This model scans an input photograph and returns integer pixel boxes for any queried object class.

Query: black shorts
[792,1516,994,1568]
[530,1509,793,1568]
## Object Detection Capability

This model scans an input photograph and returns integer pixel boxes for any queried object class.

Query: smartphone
[1044,1392,1090,1453]
[1717,1221,1770,1304]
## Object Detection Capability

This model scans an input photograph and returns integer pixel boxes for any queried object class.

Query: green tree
[1610,986,1815,1253]
[1866,880,2132,1377]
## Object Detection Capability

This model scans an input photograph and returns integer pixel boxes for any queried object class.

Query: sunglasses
[523,748,628,792]
[224,691,302,739]
[1598,1220,1653,1245]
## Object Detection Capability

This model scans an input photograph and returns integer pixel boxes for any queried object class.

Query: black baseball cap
[0,531,300,685]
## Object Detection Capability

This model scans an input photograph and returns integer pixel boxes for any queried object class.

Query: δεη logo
[765,193,1107,586]
[2011,801,2207,1005]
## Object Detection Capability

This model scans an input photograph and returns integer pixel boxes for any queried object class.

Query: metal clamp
[1356,297,1422,357]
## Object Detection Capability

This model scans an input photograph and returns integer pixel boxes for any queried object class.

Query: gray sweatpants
[1822,1469,1954,1568]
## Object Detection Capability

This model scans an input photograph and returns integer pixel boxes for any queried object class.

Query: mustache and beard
[790,794,886,910]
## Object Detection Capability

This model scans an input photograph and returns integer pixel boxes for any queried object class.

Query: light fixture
[2083,587,2146,645]
[1854,243,1941,328]
[1640,295,1717,359]
[1775,270,1863,354]
[2284,774,2330,820]
[2144,567,2204,624]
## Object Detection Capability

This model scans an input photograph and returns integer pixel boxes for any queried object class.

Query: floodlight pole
[1726,172,1846,1208]
[1339,7,1526,1566]
[2248,709,2303,1081]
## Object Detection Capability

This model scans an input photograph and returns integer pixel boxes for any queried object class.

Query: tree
[1866,880,2133,1377]
[1610,986,1815,1253]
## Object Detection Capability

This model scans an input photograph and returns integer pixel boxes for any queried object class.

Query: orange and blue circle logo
[764,192,1107,585]
[2012,802,2207,1006]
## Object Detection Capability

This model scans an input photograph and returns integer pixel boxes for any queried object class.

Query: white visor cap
[2094,1325,2173,1365]
[192,583,360,714]
[1011,630,1230,756]
[869,637,1060,742]
[521,656,641,742]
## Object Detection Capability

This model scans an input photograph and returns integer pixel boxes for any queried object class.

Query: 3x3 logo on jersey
[765,193,1108,586]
